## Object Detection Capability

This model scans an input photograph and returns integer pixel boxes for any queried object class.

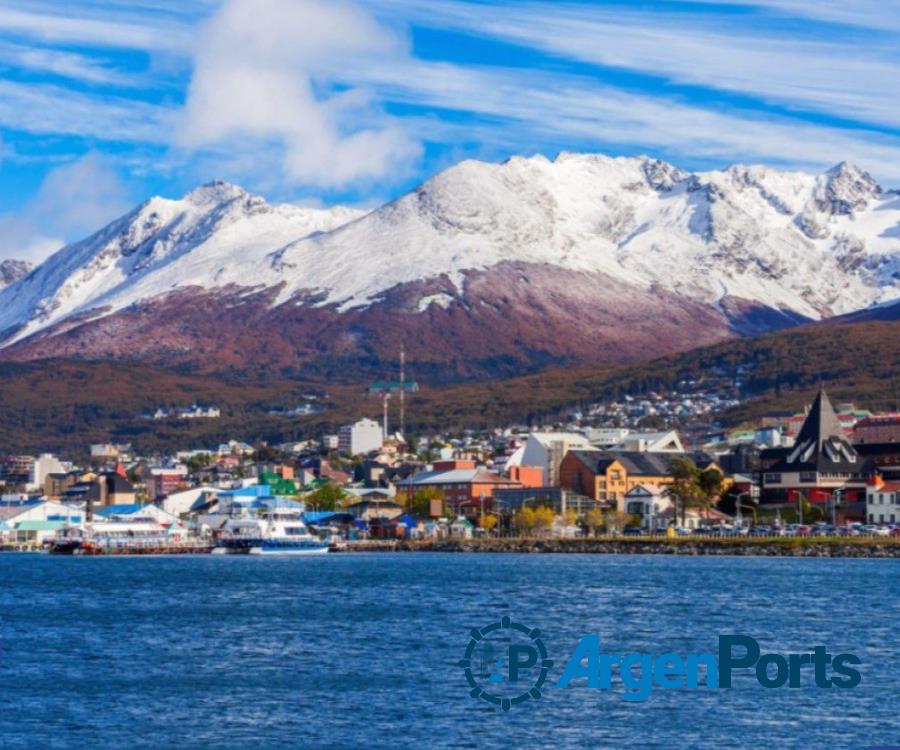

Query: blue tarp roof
[304,511,337,524]
[217,485,272,499]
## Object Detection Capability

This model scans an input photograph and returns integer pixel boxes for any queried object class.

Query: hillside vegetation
[0,319,898,456]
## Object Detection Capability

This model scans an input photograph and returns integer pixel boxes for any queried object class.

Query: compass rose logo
[458,615,553,711]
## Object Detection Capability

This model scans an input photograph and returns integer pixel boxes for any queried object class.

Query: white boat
[214,505,330,556]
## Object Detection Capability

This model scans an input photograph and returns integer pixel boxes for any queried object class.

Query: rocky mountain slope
[0,259,32,289]
[0,153,897,379]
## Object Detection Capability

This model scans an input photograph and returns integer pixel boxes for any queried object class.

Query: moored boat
[214,499,330,555]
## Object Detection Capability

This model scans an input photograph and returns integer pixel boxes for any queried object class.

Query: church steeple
[785,387,858,469]
[794,387,844,451]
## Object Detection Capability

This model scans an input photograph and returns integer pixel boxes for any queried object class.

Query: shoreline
[336,537,900,557]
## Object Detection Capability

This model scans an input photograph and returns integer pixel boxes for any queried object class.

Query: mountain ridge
[0,152,898,379]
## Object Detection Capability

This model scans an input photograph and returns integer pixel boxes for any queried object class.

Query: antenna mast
[400,344,406,437]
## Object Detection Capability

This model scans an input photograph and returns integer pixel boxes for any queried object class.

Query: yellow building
[559,450,728,511]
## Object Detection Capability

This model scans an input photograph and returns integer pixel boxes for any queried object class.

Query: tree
[563,508,579,528]
[603,510,631,534]
[478,514,498,533]
[304,483,345,511]
[666,457,703,526]
[513,506,537,535]
[533,506,555,536]
[585,508,605,536]
[408,487,446,517]
[697,467,726,519]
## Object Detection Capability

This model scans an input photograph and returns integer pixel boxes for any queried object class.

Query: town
[1,386,899,554]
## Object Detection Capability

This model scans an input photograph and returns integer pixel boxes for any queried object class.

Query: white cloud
[0,80,174,142]
[0,40,136,85]
[178,0,422,189]
[0,153,132,264]
[373,0,900,130]
[0,5,194,53]
[680,0,900,33]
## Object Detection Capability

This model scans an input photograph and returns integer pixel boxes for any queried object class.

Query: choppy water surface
[0,553,897,749]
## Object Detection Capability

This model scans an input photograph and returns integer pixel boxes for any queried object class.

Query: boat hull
[214,539,331,556]
[248,544,330,556]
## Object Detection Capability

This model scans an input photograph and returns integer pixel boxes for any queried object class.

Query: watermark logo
[462,617,862,709]
[458,615,554,711]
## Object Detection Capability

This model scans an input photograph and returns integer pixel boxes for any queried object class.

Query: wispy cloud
[0,80,174,142]
[0,152,132,263]
[0,5,194,52]
[373,0,900,131]
[2,0,900,228]
[680,0,900,33]
[0,40,136,85]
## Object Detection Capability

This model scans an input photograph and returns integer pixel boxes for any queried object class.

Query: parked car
[622,526,644,536]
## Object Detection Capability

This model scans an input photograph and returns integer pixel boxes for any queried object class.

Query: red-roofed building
[398,460,523,514]
[853,414,900,445]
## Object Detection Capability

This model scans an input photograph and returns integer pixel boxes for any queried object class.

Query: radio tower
[400,344,406,437]
[368,346,418,444]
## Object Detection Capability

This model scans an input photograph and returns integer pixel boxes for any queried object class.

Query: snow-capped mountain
[0,259,32,289]
[0,154,897,378]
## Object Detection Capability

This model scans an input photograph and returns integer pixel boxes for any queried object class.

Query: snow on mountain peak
[821,161,882,215]
[183,180,250,206]
[0,152,898,350]
[0,259,32,289]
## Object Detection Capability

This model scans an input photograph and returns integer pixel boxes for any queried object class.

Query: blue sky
[2,0,900,262]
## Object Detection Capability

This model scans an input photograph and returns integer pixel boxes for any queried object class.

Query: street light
[734,492,757,527]
[831,488,844,527]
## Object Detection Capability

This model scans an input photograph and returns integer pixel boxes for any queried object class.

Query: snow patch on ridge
[0,154,899,349]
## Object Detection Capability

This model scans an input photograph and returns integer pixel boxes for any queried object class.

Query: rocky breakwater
[341,537,900,557]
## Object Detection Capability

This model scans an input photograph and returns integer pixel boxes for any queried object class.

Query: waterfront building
[398,460,522,513]
[866,476,900,524]
[559,450,722,506]
[759,388,874,518]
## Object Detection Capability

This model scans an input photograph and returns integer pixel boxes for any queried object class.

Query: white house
[611,430,684,453]
[157,486,217,517]
[338,418,383,456]
[27,453,67,492]
[624,484,670,531]
[513,432,595,485]
[1,500,84,545]
[866,478,900,525]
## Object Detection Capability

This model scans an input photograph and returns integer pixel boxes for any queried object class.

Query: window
[765,473,781,484]
[799,472,817,483]
[610,471,622,481]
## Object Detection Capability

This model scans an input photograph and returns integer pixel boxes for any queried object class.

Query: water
[0,553,897,749]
